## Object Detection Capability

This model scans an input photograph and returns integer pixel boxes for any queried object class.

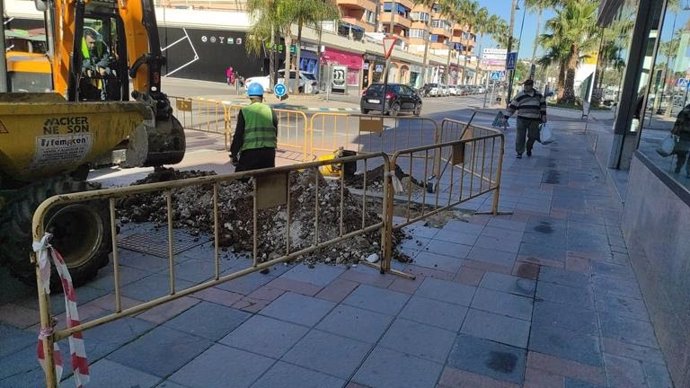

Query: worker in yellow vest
[81,28,112,77]
[229,83,279,171]
[79,27,114,100]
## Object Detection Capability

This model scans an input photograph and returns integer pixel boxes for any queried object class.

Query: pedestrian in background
[503,79,547,158]
[671,103,690,177]
[229,83,278,172]
[226,66,235,87]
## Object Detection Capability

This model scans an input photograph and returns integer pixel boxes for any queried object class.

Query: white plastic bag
[656,134,678,157]
[540,124,554,144]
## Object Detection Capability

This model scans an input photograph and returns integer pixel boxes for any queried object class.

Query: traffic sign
[490,71,501,81]
[383,35,398,59]
[274,83,287,98]
[506,52,517,70]
[677,78,688,88]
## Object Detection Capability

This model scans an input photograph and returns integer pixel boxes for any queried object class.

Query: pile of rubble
[117,168,410,265]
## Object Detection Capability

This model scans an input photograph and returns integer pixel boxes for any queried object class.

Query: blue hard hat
[247,83,264,97]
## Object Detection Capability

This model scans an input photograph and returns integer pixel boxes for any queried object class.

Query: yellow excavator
[0,0,186,285]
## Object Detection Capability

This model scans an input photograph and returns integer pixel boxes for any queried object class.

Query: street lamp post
[505,0,518,105]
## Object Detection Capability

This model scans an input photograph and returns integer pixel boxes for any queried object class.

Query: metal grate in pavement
[117,228,210,258]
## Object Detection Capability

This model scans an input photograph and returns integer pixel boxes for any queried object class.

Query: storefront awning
[322,48,364,70]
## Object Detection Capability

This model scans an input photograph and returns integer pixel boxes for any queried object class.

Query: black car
[360,83,422,116]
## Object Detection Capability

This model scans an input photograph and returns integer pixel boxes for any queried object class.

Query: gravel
[117,167,410,265]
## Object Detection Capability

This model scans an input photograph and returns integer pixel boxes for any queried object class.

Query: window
[409,29,427,39]
[410,12,430,22]
[431,19,450,30]
[364,10,376,24]
[383,2,410,16]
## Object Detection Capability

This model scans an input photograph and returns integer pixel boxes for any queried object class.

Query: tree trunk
[284,32,292,93]
[269,24,276,89]
[421,33,430,85]
[557,60,566,99]
[295,22,303,94]
[560,46,578,104]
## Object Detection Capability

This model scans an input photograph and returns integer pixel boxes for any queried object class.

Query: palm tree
[540,0,599,104]
[523,0,560,79]
[246,0,286,89]
[591,18,633,106]
[411,0,433,84]
[281,0,339,93]
[488,16,509,48]
[446,0,477,84]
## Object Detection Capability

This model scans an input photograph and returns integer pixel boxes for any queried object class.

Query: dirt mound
[117,168,409,265]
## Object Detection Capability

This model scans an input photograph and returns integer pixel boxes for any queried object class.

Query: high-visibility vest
[81,38,105,61]
[240,103,277,152]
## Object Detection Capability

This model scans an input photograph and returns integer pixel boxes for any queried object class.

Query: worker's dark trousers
[235,148,276,172]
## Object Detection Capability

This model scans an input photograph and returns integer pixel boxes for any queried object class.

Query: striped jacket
[506,90,546,120]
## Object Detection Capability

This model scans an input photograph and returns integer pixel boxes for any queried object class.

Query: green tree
[246,0,285,89]
[488,16,509,48]
[540,0,599,104]
[281,0,339,93]
[523,0,560,80]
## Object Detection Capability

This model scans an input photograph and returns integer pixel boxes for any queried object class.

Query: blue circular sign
[274,83,287,97]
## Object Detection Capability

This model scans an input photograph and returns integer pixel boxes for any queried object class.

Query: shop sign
[331,66,347,91]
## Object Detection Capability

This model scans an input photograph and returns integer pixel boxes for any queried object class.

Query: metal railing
[384,124,505,243]
[169,96,227,136]
[33,152,391,388]
[31,117,504,387]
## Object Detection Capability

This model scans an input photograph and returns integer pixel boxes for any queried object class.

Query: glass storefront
[601,0,690,186]
[630,0,690,185]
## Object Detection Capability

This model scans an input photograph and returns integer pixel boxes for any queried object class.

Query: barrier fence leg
[381,158,416,280]
[35,258,58,388]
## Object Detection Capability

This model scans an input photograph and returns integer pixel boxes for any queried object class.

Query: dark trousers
[235,148,276,172]
[516,118,541,155]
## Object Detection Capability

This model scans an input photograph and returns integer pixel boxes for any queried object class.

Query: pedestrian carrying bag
[656,134,678,157]
[540,124,554,144]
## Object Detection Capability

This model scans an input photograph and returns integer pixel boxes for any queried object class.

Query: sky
[475,0,556,60]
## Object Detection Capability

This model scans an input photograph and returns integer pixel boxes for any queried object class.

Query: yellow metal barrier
[31,117,505,387]
[169,96,227,136]
[381,122,505,271]
[32,153,391,388]
[274,108,310,161]
[309,113,439,158]
[223,105,310,161]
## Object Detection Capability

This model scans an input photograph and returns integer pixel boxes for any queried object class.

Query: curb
[272,105,360,112]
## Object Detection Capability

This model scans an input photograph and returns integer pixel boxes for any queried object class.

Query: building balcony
[381,13,412,29]
[336,0,376,11]
[410,20,429,29]
[341,16,375,32]
[431,42,451,50]
[431,26,451,38]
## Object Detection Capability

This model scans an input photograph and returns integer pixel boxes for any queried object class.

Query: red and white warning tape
[33,233,90,387]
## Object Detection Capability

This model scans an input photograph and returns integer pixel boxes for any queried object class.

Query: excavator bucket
[0,93,150,182]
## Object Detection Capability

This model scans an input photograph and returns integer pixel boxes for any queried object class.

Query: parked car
[439,84,449,96]
[244,70,318,94]
[448,85,457,96]
[360,83,422,116]
[426,83,440,97]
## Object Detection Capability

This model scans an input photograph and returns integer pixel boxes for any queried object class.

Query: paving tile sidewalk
[0,123,675,387]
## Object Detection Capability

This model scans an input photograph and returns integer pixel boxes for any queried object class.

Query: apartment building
[5,0,480,88]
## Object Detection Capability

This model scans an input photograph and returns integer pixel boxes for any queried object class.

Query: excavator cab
[0,0,186,287]
[39,0,186,166]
